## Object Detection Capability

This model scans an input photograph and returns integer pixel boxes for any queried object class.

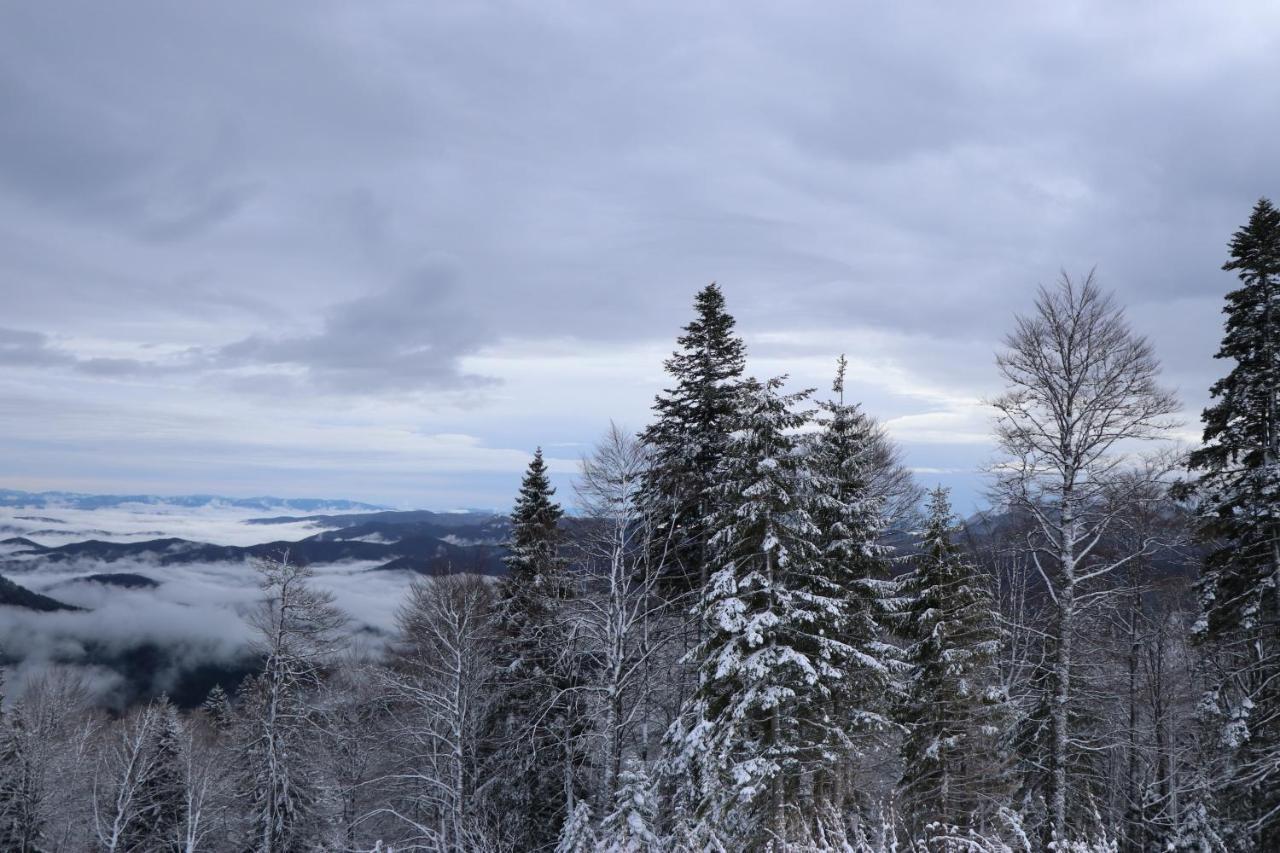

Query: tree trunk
[1049,501,1077,847]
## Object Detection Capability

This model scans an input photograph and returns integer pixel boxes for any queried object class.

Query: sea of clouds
[0,502,420,705]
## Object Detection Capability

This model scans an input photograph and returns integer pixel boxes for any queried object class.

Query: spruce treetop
[1187,197,1280,632]
[640,282,748,595]
[510,447,562,530]
[646,282,747,457]
[1193,197,1280,473]
[502,447,567,585]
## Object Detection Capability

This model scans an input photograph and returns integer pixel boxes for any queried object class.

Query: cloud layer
[0,503,419,705]
[2,1,1278,509]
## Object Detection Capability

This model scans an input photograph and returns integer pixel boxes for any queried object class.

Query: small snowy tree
[896,487,1016,848]
[201,684,232,734]
[556,800,597,853]
[598,764,661,852]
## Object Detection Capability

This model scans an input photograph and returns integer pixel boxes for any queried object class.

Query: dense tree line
[2,199,1279,851]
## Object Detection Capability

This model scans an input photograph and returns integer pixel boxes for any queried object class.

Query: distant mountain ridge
[1,509,510,577]
[0,489,390,513]
[0,573,78,611]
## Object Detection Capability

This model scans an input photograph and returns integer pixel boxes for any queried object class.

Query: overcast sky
[2,2,1277,511]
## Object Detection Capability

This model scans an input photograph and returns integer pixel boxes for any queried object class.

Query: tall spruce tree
[489,449,583,851]
[1184,197,1280,850]
[805,356,898,777]
[640,282,747,598]
[896,488,1015,848]
[663,376,853,849]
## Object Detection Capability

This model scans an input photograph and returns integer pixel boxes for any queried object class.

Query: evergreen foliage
[488,449,584,851]
[664,376,857,849]
[599,765,660,853]
[1183,197,1280,850]
[639,282,747,597]
[133,699,187,852]
[555,800,598,853]
[896,487,1015,847]
[806,356,899,760]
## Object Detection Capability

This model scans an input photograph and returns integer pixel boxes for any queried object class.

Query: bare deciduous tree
[372,573,500,852]
[242,553,347,853]
[991,272,1179,844]
[573,424,675,809]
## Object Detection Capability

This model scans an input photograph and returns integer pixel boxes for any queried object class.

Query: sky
[2,1,1278,513]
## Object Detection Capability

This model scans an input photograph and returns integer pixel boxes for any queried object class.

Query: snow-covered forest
[3,199,1280,852]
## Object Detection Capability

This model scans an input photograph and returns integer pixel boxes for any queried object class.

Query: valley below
[0,492,508,707]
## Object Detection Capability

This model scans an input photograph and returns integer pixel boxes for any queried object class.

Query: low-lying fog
[0,503,326,547]
[0,502,422,707]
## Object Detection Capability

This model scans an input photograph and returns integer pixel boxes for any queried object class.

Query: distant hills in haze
[0,489,390,513]
[0,507,509,581]
[0,495,513,707]
[0,573,80,612]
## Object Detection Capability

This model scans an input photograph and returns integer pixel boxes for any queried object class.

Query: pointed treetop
[695,280,725,312]
[925,485,953,526]
[832,353,848,402]
[921,486,960,553]
[1224,197,1280,275]
[667,282,746,382]
[513,448,560,517]
[502,446,567,586]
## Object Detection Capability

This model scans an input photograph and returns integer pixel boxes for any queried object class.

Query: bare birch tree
[92,700,169,852]
[241,553,347,853]
[373,573,500,851]
[572,424,674,810]
[991,272,1179,845]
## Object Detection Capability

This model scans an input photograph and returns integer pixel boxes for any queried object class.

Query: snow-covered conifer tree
[664,376,853,849]
[201,684,232,734]
[896,487,1015,847]
[639,282,746,599]
[556,800,598,853]
[487,448,584,851]
[805,356,900,806]
[131,697,187,851]
[598,764,660,853]
[92,698,185,853]
[1182,198,1280,850]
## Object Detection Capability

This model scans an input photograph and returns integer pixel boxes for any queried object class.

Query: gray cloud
[0,328,71,368]
[0,328,165,377]
[0,1,1277,508]
[216,265,496,392]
